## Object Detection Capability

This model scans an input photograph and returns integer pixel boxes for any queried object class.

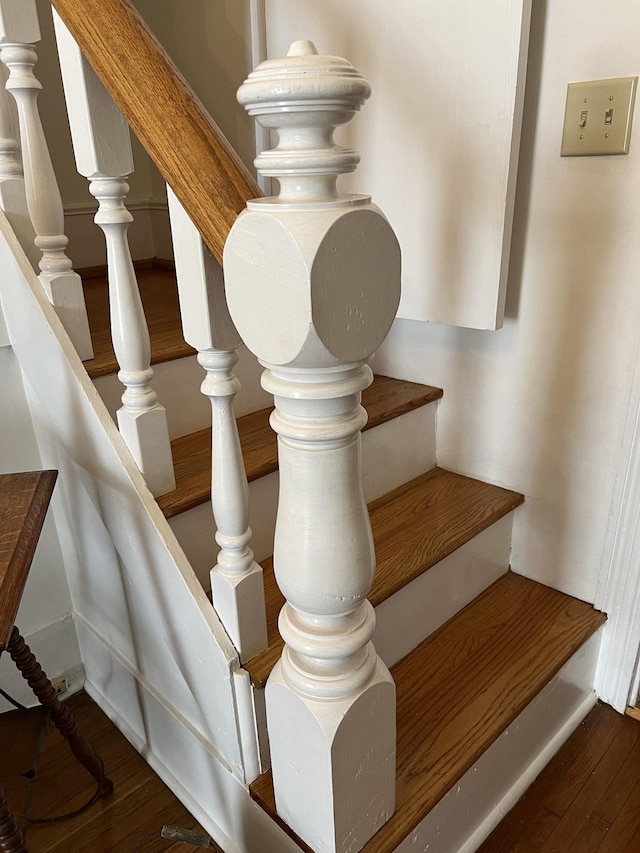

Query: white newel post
[50,13,175,497]
[0,0,93,360]
[168,188,268,661]
[225,42,401,853]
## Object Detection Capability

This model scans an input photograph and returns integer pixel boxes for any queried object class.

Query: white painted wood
[394,631,603,853]
[0,31,93,359]
[0,0,39,45]
[263,1,531,330]
[0,61,37,268]
[0,207,246,780]
[226,41,400,852]
[53,17,174,496]
[93,346,269,441]
[89,176,175,496]
[81,634,304,853]
[374,514,514,669]
[168,187,267,661]
[595,343,640,711]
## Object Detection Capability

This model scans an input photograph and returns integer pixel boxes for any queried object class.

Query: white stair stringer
[169,402,439,586]
[0,211,253,788]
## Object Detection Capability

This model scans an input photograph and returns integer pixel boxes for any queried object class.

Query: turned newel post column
[225,41,401,853]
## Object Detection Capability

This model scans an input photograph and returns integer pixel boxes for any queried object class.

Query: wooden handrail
[50,0,261,265]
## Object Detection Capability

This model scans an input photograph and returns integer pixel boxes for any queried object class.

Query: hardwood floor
[0,692,207,852]
[2,693,636,852]
[479,701,640,852]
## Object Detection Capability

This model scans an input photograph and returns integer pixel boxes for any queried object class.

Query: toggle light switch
[561,76,637,156]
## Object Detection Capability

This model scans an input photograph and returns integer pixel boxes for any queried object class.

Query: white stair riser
[169,403,438,587]
[374,513,514,669]
[93,344,270,439]
[394,629,603,853]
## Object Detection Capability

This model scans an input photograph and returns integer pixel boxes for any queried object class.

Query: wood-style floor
[479,701,640,852]
[2,693,638,852]
[0,692,207,852]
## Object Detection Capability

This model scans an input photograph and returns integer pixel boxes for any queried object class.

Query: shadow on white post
[168,187,268,662]
[225,41,401,853]
[52,12,175,497]
[0,0,93,360]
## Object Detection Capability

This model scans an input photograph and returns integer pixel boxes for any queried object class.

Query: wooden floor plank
[250,573,606,852]
[593,732,640,823]
[82,266,195,379]
[0,693,205,853]
[157,375,442,519]
[592,777,640,852]
[246,468,524,687]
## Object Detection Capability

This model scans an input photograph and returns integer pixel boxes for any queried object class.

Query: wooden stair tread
[83,265,195,379]
[157,376,442,519]
[250,572,607,853]
[246,467,524,688]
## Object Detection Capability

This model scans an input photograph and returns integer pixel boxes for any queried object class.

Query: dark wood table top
[0,470,57,649]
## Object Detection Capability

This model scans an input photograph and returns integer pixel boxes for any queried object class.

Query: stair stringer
[0,211,257,789]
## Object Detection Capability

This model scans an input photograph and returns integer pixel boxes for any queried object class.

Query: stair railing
[225,41,401,853]
[52,14,175,498]
[48,0,266,652]
[0,0,93,361]
[167,187,267,662]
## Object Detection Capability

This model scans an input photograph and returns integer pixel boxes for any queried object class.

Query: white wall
[0,346,78,710]
[376,0,640,604]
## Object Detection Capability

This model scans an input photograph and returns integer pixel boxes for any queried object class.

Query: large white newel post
[52,13,175,498]
[0,0,93,361]
[225,42,400,853]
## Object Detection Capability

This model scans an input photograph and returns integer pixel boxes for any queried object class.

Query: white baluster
[0,0,93,360]
[52,12,175,497]
[168,187,268,661]
[225,42,401,853]
[0,61,36,267]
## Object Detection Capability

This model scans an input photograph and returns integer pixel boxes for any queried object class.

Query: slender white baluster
[225,41,401,853]
[168,187,268,661]
[0,61,36,267]
[0,0,93,360]
[52,12,175,497]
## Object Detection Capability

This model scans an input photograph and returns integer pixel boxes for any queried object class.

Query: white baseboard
[0,614,82,712]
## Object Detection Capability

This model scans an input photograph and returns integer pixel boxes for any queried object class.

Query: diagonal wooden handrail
[50,0,261,265]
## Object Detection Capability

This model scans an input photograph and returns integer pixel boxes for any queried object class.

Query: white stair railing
[52,12,175,497]
[168,187,268,662]
[0,0,93,361]
[225,41,401,853]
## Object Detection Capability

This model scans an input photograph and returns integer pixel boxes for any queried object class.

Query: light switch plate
[561,76,637,156]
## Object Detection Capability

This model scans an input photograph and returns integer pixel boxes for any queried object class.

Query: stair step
[157,375,442,519]
[250,572,607,853]
[246,468,523,688]
[82,263,194,380]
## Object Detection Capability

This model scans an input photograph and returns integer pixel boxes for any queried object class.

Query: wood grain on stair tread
[157,376,442,518]
[246,467,524,687]
[82,266,195,379]
[250,572,606,853]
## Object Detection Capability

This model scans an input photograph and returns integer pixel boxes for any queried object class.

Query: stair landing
[250,572,606,852]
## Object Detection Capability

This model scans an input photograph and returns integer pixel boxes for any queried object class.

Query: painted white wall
[375,0,640,605]
[0,345,78,710]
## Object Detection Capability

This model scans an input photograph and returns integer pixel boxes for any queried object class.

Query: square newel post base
[38,271,93,361]
[266,657,396,853]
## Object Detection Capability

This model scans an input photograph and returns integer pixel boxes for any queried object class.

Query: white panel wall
[375,0,640,605]
[264,0,531,330]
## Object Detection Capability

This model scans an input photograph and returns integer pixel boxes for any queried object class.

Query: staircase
[0,1,608,851]
[82,263,604,852]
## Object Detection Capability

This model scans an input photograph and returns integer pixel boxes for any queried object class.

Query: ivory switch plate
[561,76,637,156]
